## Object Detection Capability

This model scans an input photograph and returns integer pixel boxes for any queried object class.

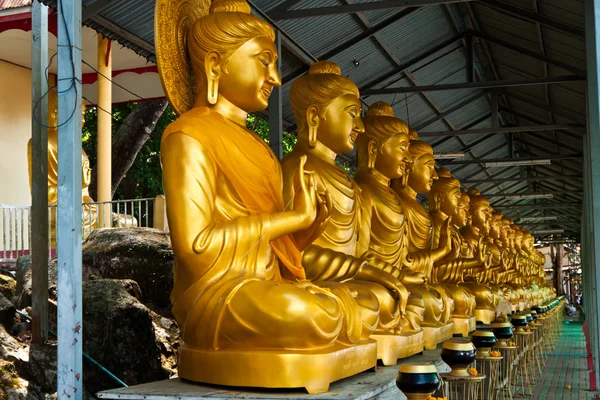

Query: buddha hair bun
[308,60,342,76]
[367,101,394,117]
[210,0,251,14]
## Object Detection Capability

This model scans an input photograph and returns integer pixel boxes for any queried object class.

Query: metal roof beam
[282,8,419,83]
[87,15,155,56]
[494,203,581,210]
[414,91,488,131]
[269,0,475,20]
[473,30,585,78]
[500,107,584,140]
[504,91,585,125]
[462,174,582,184]
[482,190,582,197]
[82,0,118,20]
[362,75,585,95]
[359,31,470,93]
[420,124,584,137]
[444,153,582,165]
[477,0,585,39]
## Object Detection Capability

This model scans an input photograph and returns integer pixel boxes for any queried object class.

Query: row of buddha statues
[156,0,556,393]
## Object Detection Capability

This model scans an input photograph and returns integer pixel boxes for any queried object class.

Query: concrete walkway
[531,320,595,400]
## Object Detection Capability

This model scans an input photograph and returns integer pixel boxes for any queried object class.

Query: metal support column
[584,0,600,391]
[31,0,49,344]
[268,30,283,159]
[97,35,112,226]
[57,0,83,396]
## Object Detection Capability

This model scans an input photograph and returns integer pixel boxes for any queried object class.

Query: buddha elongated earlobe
[368,140,377,172]
[205,51,221,105]
[207,77,219,105]
[307,105,319,147]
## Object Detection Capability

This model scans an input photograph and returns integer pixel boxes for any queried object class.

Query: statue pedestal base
[371,331,424,366]
[177,341,377,394]
[452,316,476,337]
[422,322,455,350]
[97,348,451,400]
[474,309,496,325]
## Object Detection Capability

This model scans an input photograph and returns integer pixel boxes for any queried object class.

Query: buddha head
[468,189,492,234]
[401,140,438,194]
[508,224,517,251]
[454,192,471,228]
[291,61,363,155]
[427,168,461,218]
[357,101,411,180]
[489,212,503,240]
[513,227,524,251]
[500,218,511,247]
[523,232,535,253]
[188,0,281,113]
[408,129,419,140]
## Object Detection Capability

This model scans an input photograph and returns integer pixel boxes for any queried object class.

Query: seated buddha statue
[460,190,499,324]
[156,0,376,392]
[27,75,136,244]
[498,218,520,312]
[427,169,478,336]
[390,137,455,347]
[282,69,425,365]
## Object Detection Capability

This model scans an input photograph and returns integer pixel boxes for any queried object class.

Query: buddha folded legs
[157,1,376,392]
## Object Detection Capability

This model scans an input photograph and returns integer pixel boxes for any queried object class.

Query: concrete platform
[97,349,450,400]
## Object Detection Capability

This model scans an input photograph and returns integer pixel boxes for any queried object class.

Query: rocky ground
[0,228,179,399]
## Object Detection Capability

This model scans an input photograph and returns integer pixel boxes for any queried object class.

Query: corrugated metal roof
[33,0,586,236]
[0,0,30,10]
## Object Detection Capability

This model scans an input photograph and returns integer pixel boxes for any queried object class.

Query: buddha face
[215,36,281,112]
[471,199,492,233]
[374,132,411,179]
[314,94,364,154]
[407,152,438,193]
[439,183,461,217]
[454,194,470,227]
[489,215,502,240]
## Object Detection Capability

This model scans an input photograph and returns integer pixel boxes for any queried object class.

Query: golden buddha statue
[156,0,375,392]
[460,190,499,324]
[281,65,419,365]
[427,169,478,337]
[338,102,432,360]
[390,138,455,348]
[498,218,520,312]
[27,75,136,243]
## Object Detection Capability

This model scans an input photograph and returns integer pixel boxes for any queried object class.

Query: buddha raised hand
[157,0,376,392]
[282,62,407,343]
[460,190,501,323]
[427,170,478,336]
[389,128,456,348]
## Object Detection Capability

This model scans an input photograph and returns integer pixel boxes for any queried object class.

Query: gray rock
[82,279,168,394]
[0,292,15,329]
[82,228,174,310]
[0,325,28,363]
[27,343,58,394]
[0,273,16,300]
[13,256,58,309]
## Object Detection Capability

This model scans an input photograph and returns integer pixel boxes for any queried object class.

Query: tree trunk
[90,99,168,198]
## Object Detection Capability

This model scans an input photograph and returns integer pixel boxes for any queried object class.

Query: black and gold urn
[492,322,513,347]
[471,330,498,358]
[396,364,441,400]
[511,315,528,332]
[441,338,477,377]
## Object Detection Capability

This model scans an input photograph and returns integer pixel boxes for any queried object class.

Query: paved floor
[530,319,595,400]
